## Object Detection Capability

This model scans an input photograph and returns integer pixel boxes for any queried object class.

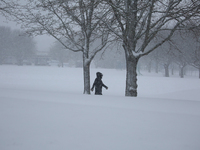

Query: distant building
[34,51,50,66]
[2,55,17,65]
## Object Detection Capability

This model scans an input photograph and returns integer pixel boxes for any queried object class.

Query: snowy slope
[0,66,200,150]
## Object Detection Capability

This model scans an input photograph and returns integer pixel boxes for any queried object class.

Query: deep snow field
[0,65,200,150]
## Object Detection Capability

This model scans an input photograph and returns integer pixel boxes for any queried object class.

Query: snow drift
[0,66,200,150]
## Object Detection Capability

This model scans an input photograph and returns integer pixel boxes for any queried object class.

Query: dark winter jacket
[91,72,108,95]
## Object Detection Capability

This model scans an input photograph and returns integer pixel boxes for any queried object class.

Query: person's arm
[102,82,108,90]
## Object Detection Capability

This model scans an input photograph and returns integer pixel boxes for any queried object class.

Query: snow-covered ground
[0,65,200,150]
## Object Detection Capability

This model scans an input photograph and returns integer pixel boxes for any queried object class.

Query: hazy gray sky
[0,15,55,52]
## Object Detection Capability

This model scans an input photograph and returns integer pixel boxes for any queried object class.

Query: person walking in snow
[91,72,108,95]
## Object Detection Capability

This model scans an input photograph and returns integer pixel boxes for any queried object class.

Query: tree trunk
[180,66,184,78]
[125,54,138,97]
[171,65,174,75]
[164,64,169,77]
[83,59,91,94]
[148,61,152,73]
[155,62,159,73]
[199,68,200,79]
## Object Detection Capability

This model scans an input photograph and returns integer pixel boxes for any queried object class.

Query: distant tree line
[49,40,126,69]
[140,29,200,78]
[50,28,200,79]
[0,26,36,65]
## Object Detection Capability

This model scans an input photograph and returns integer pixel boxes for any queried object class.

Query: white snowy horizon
[0,65,200,150]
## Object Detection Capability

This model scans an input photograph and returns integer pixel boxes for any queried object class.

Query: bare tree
[159,40,177,77]
[49,41,68,67]
[49,41,82,67]
[11,30,36,66]
[0,0,13,16]
[104,0,200,96]
[8,0,110,94]
[180,28,200,78]
[94,41,126,69]
[190,40,200,78]
[0,26,36,65]
[0,26,12,64]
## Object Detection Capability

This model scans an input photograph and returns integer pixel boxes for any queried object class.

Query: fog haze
[0,15,55,52]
